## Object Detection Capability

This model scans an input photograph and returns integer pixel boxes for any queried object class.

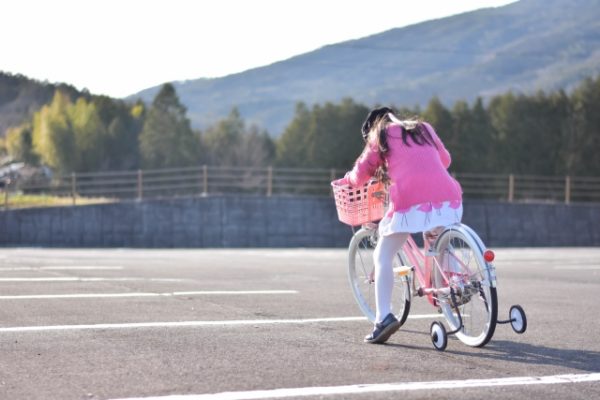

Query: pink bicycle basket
[331,180,386,226]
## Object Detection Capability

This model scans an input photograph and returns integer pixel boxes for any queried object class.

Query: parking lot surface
[0,247,598,399]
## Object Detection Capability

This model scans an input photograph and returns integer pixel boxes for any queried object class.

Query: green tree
[5,123,38,164]
[69,97,107,172]
[203,108,274,167]
[139,83,198,168]
[237,127,275,167]
[275,102,311,167]
[449,98,494,172]
[488,91,568,175]
[29,90,147,173]
[203,108,244,166]
[422,97,453,143]
[277,98,367,169]
[487,92,517,173]
[309,98,368,169]
[466,98,494,172]
[32,90,77,173]
[94,96,143,170]
[566,76,600,175]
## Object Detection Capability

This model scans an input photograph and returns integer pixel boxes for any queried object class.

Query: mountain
[129,0,600,136]
[2,0,598,140]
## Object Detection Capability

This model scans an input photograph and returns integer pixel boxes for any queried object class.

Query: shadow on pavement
[450,340,600,372]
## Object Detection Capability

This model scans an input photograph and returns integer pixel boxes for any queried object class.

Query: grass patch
[2,193,115,209]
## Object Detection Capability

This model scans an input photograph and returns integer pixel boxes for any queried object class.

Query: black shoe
[364,313,400,344]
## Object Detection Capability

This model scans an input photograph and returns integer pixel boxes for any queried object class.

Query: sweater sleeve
[346,141,382,187]
[423,122,451,169]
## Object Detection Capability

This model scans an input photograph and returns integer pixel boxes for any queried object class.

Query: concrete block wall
[1,195,599,247]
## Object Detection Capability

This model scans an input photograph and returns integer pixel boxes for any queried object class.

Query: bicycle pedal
[393,266,412,277]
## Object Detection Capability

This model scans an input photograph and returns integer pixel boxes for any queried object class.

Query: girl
[343,107,463,344]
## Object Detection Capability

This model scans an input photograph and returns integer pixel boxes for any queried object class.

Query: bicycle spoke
[348,228,411,325]
[434,226,497,347]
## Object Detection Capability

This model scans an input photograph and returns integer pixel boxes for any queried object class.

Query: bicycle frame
[399,235,441,307]
[398,228,488,308]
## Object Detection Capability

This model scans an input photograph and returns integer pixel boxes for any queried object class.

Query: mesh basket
[331,180,386,226]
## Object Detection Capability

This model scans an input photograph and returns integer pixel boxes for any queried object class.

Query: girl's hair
[360,107,438,182]
[361,107,392,183]
[361,107,438,151]
[398,119,438,150]
[361,106,393,141]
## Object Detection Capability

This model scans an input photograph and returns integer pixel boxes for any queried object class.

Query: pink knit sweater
[346,122,462,211]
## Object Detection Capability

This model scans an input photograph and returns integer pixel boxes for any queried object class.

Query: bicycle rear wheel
[348,228,411,324]
[433,225,497,347]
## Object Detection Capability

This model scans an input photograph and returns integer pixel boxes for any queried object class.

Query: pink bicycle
[332,179,527,351]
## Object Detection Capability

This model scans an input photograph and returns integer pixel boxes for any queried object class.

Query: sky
[1,0,517,99]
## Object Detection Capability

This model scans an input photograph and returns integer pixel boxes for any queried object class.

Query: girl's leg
[423,226,445,274]
[423,226,444,249]
[373,232,409,323]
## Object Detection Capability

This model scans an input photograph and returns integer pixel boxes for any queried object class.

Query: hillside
[0,72,82,137]
[131,0,600,136]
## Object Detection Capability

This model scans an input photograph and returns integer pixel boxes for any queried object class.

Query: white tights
[373,232,409,323]
[373,227,444,323]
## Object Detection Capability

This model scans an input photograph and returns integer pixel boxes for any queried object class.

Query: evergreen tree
[95,96,143,170]
[487,93,517,174]
[305,99,367,168]
[276,100,368,168]
[467,98,494,172]
[450,98,494,172]
[139,83,198,168]
[275,102,311,167]
[422,97,453,143]
[203,108,274,167]
[203,108,244,166]
[567,76,600,175]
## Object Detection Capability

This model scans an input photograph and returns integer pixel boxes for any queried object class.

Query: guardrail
[2,165,600,209]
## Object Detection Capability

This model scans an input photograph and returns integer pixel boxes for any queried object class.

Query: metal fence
[3,165,600,209]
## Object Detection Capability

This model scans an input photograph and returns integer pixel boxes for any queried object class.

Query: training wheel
[430,321,448,351]
[509,305,527,334]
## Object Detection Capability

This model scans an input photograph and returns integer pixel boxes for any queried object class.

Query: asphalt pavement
[0,247,598,400]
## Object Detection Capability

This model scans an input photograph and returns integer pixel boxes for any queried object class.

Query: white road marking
[108,373,600,400]
[43,266,124,270]
[0,290,298,300]
[553,266,600,270]
[0,315,441,333]
[0,266,124,271]
[0,277,189,282]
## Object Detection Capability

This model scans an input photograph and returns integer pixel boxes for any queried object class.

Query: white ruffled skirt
[379,200,463,236]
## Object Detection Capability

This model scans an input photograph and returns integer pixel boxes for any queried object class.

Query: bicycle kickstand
[445,288,464,335]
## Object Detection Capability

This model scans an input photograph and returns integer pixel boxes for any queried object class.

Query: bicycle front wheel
[348,228,411,324]
[433,225,497,347]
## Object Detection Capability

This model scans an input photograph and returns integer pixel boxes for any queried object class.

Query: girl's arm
[423,122,451,168]
[345,141,382,187]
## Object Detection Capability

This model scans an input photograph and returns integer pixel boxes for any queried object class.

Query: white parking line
[0,277,189,282]
[42,266,124,270]
[0,290,298,300]
[0,266,124,271]
[0,315,442,333]
[108,373,600,400]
